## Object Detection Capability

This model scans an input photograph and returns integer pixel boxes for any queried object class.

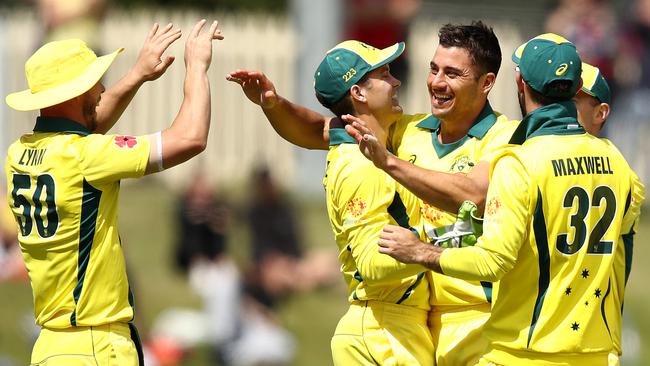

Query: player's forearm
[439,245,510,282]
[94,70,146,134]
[160,66,211,169]
[357,255,430,284]
[383,155,486,213]
[261,96,330,150]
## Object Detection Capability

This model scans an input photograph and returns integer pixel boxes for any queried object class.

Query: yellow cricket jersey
[388,102,519,308]
[324,128,430,310]
[606,141,645,356]
[440,102,642,363]
[5,117,150,329]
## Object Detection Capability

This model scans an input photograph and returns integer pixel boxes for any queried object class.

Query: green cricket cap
[580,62,611,104]
[314,40,405,105]
[512,33,582,99]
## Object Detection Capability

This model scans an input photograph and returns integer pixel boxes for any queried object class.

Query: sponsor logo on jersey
[114,135,138,149]
[346,198,367,218]
[486,197,501,216]
[421,203,445,223]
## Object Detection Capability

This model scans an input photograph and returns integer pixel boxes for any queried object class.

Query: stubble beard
[518,91,527,118]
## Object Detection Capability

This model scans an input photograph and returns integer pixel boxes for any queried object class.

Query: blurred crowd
[545,0,650,179]
[146,168,338,366]
[2,0,650,365]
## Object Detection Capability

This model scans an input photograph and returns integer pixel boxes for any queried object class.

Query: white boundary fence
[1,9,528,191]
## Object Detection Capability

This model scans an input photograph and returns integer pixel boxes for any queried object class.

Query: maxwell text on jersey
[551,156,614,177]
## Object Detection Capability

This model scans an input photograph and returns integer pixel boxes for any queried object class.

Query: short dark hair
[528,80,575,105]
[438,21,502,76]
[315,73,371,118]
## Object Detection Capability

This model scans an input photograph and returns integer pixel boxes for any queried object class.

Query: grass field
[0,179,649,365]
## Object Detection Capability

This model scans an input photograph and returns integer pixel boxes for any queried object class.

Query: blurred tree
[0,0,288,12]
[113,0,288,12]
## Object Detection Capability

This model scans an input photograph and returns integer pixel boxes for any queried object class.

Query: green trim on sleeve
[396,272,425,304]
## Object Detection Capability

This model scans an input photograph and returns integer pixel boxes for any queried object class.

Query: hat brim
[6,47,124,111]
[369,42,406,71]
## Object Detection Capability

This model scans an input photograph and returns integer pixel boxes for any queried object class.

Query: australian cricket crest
[450,156,475,172]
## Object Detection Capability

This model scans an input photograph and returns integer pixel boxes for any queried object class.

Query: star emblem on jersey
[564,287,572,295]
[346,198,367,218]
[114,135,138,148]
[571,322,580,331]
[581,269,590,278]
[594,289,601,298]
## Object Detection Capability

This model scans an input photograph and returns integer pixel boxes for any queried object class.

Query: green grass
[0,180,649,365]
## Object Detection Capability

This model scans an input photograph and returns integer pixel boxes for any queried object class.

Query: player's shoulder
[491,111,520,133]
[395,113,431,130]
[328,144,379,175]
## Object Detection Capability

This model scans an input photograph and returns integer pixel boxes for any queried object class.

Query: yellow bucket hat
[6,39,123,111]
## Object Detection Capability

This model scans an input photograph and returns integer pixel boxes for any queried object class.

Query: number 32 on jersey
[556,185,616,255]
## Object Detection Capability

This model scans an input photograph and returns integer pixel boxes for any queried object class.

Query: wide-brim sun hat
[6,39,123,111]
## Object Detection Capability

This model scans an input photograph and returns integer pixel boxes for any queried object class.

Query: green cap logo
[314,40,405,105]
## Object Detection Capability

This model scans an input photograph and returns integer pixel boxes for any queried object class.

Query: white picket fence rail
[0,9,546,190]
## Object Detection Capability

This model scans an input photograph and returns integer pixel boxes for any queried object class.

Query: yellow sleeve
[622,171,645,235]
[78,134,151,186]
[338,160,428,284]
[440,152,531,281]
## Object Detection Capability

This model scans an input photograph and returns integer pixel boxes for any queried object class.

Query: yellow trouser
[31,322,141,366]
[331,300,433,365]
[430,303,491,366]
[479,345,611,366]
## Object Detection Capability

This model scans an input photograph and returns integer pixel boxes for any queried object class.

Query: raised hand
[132,23,183,82]
[184,19,224,72]
[226,70,279,109]
[343,114,391,169]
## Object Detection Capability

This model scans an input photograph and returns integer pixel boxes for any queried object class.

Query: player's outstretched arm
[145,19,223,174]
[226,69,330,150]
[95,23,182,134]
[344,115,489,213]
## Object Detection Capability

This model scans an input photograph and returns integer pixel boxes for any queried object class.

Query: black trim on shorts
[129,323,145,366]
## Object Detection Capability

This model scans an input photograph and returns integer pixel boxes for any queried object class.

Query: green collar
[416,102,498,158]
[508,101,584,145]
[33,117,91,136]
[329,128,357,146]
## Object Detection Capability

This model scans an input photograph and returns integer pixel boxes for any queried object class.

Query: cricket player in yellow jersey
[5,20,223,365]
[574,62,645,366]
[316,40,434,365]
[378,34,644,365]
[228,22,520,366]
